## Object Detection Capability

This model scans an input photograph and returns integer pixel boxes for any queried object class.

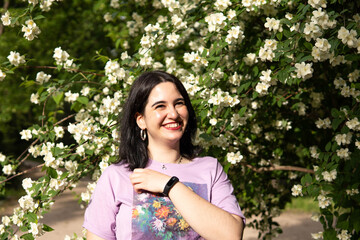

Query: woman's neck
[148,144,181,164]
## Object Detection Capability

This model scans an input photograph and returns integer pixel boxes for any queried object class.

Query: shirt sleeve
[83,166,120,240]
[210,159,246,223]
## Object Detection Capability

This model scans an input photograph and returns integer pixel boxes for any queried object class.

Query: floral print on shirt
[131,182,207,240]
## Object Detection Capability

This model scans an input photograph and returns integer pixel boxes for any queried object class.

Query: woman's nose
[167,105,179,118]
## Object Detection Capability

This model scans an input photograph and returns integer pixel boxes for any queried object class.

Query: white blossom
[2,164,14,175]
[29,222,43,236]
[336,148,350,159]
[337,230,351,240]
[7,51,26,66]
[291,184,303,196]
[0,69,6,81]
[20,129,32,141]
[36,71,51,84]
[243,53,257,66]
[308,0,326,9]
[338,26,358,48]
[226,151,243,165]
[30,93,40,104]
[322,169,337,182]
[295,62,313,80]
[18,195,36,210]
[21,19,41,41]
[346,188,359,196]
[0,153,6,162]
[214,0,232,11]
[317,193,332,208]
[204,13,227,32]
[264,17,283,32]
[64,91,79,103]
[311,231,323,239]
[54,126,64,139]
[1,11,11,26]
[22,178,33,191]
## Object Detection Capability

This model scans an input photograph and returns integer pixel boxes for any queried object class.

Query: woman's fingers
[129,169,171,193]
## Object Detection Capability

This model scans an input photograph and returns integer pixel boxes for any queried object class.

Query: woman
[83,71,245,240]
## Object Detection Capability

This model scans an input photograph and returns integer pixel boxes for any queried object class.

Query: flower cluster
[226,151,244,165]
[53,47,76,70]
[7,51,26,67]
[21,19,41,41]
[255,69,274,95]
[291,184,303,197]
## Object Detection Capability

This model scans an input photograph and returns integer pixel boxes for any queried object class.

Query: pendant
[162,164,167,170]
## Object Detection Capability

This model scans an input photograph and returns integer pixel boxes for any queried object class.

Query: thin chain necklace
[162,155,182,170]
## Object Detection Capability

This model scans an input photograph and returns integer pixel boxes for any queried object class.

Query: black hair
[118,71,199,170]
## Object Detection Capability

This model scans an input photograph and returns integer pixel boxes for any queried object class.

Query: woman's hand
[129,168,172,194]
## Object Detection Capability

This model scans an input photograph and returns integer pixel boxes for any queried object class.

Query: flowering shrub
[0,0,359,239]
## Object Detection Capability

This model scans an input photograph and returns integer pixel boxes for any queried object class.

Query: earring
[140,129,147,141]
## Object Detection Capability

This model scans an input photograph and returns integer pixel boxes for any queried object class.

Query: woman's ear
[135,112,146,130]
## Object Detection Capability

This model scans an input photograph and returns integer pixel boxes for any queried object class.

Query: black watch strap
[163,176,179,197]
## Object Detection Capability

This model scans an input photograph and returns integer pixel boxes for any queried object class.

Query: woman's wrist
[163,176,179,197]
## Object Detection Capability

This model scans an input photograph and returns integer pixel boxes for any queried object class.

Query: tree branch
[21,65,105,77]
[241,162,314,174]
[0,163,44,185]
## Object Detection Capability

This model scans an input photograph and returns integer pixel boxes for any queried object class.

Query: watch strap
[163,176,179,197]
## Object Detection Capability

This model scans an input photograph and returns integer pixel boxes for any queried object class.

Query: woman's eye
[155,104,165,109]
[176,101,185,106]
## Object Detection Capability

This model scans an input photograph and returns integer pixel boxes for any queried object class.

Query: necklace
[162,155,182,170]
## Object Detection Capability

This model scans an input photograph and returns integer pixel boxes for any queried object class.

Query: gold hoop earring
[140,129,147,141]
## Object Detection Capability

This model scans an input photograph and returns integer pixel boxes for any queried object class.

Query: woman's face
[136,81,189,147]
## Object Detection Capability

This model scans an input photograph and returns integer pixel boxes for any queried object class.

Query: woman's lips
[163,122,182,130]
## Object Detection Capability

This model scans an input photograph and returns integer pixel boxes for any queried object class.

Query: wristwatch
[163,176,179,197]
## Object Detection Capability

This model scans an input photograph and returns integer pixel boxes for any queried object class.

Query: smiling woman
[83,71,245,240]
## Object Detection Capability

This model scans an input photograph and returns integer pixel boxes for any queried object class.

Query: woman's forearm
[168,182,244,240]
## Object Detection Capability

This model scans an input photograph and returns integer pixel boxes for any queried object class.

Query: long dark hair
[118,71,199,170]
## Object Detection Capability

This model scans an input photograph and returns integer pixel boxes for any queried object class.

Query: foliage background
[0,0,359,239]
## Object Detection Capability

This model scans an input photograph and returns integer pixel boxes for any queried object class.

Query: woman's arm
[86,230,106,240]
[130,168,244,240]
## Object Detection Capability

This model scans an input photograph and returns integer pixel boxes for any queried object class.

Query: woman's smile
[163,122,182,130]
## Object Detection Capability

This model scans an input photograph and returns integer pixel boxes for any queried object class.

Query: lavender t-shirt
[83,156,245,240]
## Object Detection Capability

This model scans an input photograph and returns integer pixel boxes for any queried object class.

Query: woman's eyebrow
[151,98,185,108]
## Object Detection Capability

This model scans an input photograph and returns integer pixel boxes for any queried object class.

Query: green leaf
[301,174,312,185]
[25,212,37,223]
[42,224,54,232]
[303,42,313,51]
[33,15,45,20]
[325,142,331,152]
[20,233,34,240]
[238,107,247,117]
[331,108,339,118]
[224,162,231,173]
[77,96,89,105]
[47,167,58,179]
[332,118,343,130]
[52,92,64,105]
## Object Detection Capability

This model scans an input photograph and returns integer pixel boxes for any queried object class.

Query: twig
[53,113,76,126]
[0,163,44,185]
[241,162,314,174]
[22,65,105,77]
[15,139,39,164]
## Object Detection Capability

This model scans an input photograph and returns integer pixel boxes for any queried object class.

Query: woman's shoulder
[191,156,219,167]
[100,162,132,178]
